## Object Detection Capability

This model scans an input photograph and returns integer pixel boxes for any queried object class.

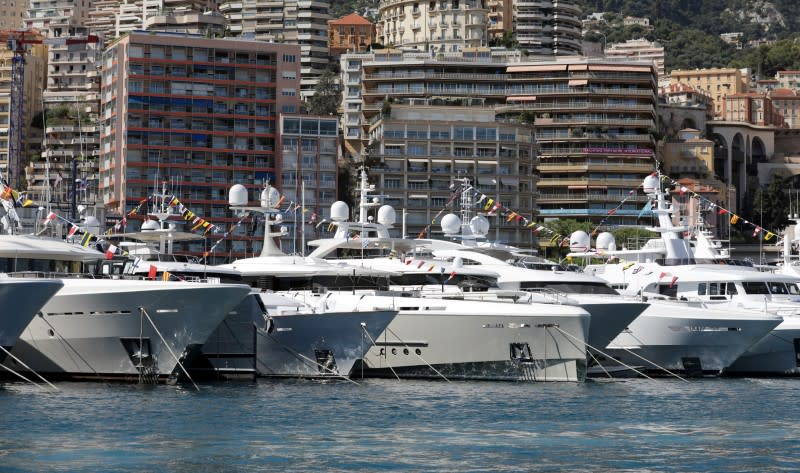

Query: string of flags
[0,181,34,208]
[664,176,779,243]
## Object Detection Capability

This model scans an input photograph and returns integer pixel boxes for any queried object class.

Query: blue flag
[638,200,653,219]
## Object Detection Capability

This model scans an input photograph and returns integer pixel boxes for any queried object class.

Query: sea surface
[0,377,798,472]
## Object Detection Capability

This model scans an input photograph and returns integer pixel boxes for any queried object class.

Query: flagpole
[301,180,305,256]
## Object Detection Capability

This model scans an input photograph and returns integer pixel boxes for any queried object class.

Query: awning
[568,64,588,71]
[567,185,587,190]
[506,96,537,102]
[588,185,608,189]
[507,64,567,73]
[588,65,652,72]
[478,176,496,185]
[501,177,519,187]
[568,79,588,86]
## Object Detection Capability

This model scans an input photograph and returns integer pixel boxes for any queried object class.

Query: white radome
[569,230,591,253]
[330,201,349,222]
[440,213,461,235]
[228,184,248,207]
[377,205,396,226]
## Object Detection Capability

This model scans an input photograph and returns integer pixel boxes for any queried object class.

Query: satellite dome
[260,186,281,208]
[440,213,461,235]
[469,215,490,236]
[330,201,349,222]
[83,216,101,236]
[642,175,660,194]
[141,219,159,231]
[596,232,616,251]
[228,184,248,207]
[569,230,591,253]
[377,205,396,226]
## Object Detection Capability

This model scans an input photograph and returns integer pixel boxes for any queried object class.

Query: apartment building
[514,0,582,56]
[505,59,658,224]
[769,88,800,128]
[776,70,800,91]
[377,0,488,52]
[219,0,331,99]
[24,0,91,32]
[487,0,512,42]
[0,0,28,29]
[722,93,785,127]
[85,0,142,42]
[100,32,301,258]
[278,114,338,252]
[670,68,751,118]
[328,13,376,58]
[366,105,537,247]
[604,38,665,77]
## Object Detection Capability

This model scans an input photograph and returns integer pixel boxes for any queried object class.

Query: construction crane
[3,29,43,190]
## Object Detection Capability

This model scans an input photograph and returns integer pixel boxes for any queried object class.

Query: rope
[0,362,45,390]
[0,345,58,391]
[611,345,690,382]
[38,316,101,380]
[586,349,614,379]
[385,326,450,382]
[360,325,401,382]
[264,331,361,386]
[139,307,200,391]
[551,325,661,382]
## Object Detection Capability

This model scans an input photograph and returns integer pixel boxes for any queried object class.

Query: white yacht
[569,173,785,375]
[217,181,592,382]
[106,190,397,380]
[0,278,63,361]
[1,234,251,382]
[306,171,647,363]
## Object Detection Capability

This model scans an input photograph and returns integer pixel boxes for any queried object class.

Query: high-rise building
[277,114,339,251]
[0,0,29,29]
[506,59,658,224]
[487,0,512,43]
[100,32,301,258]
[377,0,488,53]
[24,0,90,33]
[514,0,582,56]
[220,0,331,99]
[605,38,665,77]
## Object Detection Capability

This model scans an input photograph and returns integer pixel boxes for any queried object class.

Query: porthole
[48,329,55,337]
[403,348,409,355]
[415,348,421,355]
[391,348,397,355]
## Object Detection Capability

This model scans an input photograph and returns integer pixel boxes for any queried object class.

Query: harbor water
[1,378,798,472]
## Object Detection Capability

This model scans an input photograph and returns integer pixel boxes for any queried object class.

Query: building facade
[514,0,582,56]
[487,0,512,42]
[721,93,785,127]
[505,59,658,224]
[670,68,751,118]
[219,0,331,99]
[328,13,375,58]
[377,0,488,52]
[100,32,301,258]
[277,114,338,252]
[0,0,28,29]
[604,38,665,77]
[769,88,800,128]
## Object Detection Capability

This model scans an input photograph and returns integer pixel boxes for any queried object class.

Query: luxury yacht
[0,234,251,382]
[0,278,63,362]
[106,189,397,380]
[568,173,786,375]
[306,171,646,364]
[216,181,592,382]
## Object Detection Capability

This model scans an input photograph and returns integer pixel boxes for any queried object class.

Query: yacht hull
[0,279,63,363]
[575,300,648,350]
[725,319,800,376]
[301,292,591,382]
[256,309,397,378]
[8,280,250,381]
[603,302,782,376]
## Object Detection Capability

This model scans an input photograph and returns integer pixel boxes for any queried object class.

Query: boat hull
[300,292,591,382]
[8,280,250,381]
[0,279,63,363]
[603,302,782,376]
[725,318,800,376]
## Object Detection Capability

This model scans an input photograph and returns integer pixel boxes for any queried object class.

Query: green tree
[305,70,341,116]
[753,175,791,232]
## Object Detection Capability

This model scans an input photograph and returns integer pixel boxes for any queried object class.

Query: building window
[283,54,296,63]
[282,88,296,97]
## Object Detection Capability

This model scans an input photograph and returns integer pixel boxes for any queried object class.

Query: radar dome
[141,219,160,231]
[596,232,616,251]
[228,184,248,207]
[84,216,101,236]
[330,201,349,222]
[469,215,490,236]
[642,175,660,194]
[377,205,396,226]
[440,213,461,235]
[569,230,591,253]
[260,186,281,208]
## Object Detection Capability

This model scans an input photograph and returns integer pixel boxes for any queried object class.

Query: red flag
[669,276,678,288]
[405,259,413,265]
[417,261,425,269]
[659,272,668,280]
[148,265,157,280]
[718,208,728,215]
[447,271,457,281]
[67,225,78,238]
[105,244,117,260]
[427,264,435,272]
[607,208,617,215]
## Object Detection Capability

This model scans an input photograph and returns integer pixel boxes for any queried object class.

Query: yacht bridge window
[520,281,617,295]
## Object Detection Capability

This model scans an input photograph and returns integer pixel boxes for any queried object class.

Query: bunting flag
[427,264,435,272]
[753,227,762,237]
[623,262,635,270]
[45,211,57,222]
[162,271,172,282]
[506,211,518,222]
[417,260,425,269]
[669,276,679,288]
[730,215,740,225]
[607,208,617,215]
[717,208,728,215]
[148,265,157,280]
[67,225,79,238]
[0,187,12,200]
[80,232,93,247]
[659,271,669,280]
[765,232,775,241]
[638,200,652,219]
[483,198,494,211]
[405,258,412,265]
[447,271,457,281]
[105,244,117,260]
